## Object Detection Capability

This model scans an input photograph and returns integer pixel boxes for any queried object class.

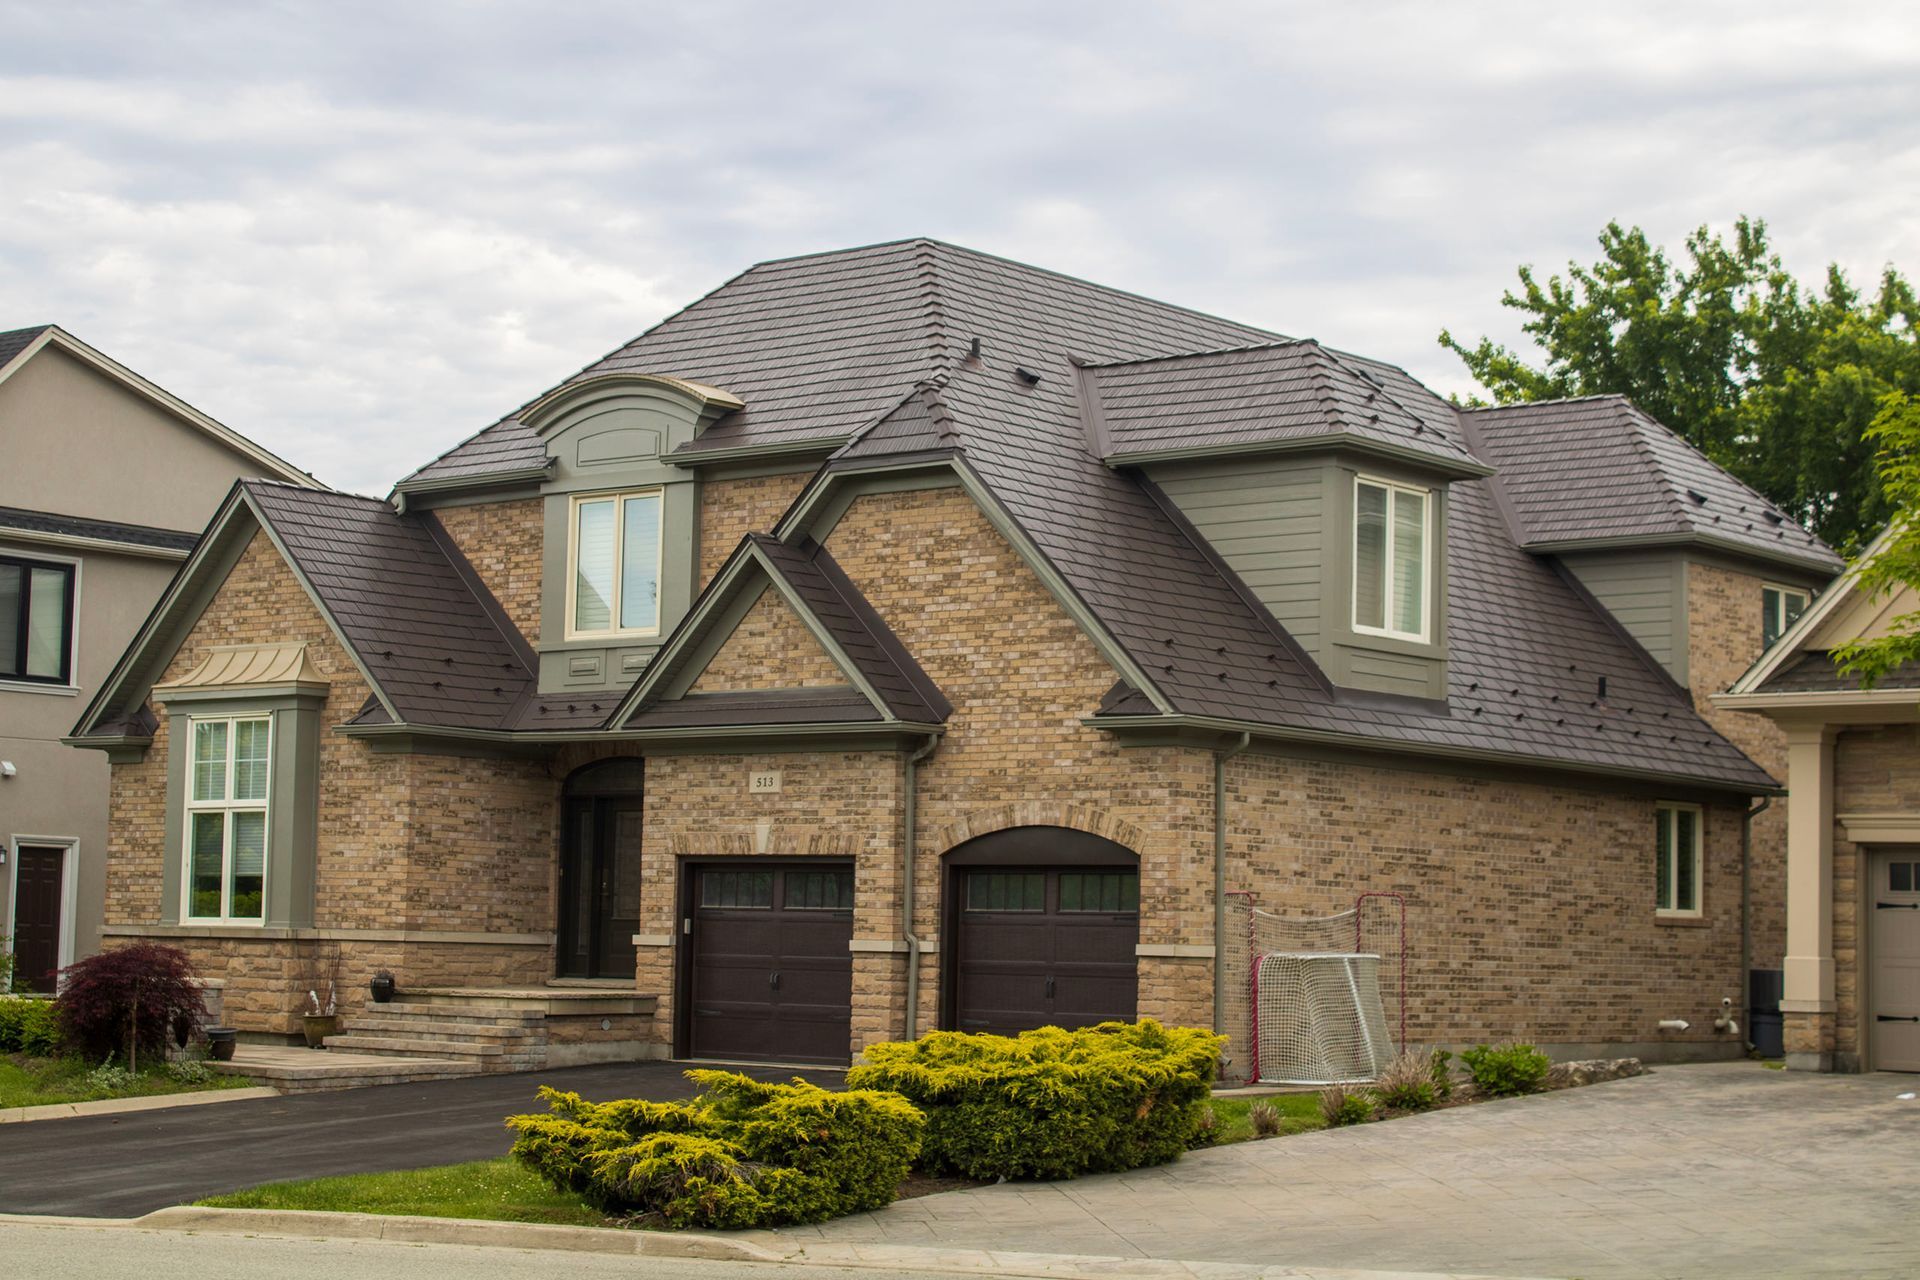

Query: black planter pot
[369,971,396,1004]
[205,1028,238,1062]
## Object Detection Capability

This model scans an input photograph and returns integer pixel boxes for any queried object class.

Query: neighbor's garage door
[1873,851,1920,1072]
[953,867,1139,1036]
[685,862,854,1064]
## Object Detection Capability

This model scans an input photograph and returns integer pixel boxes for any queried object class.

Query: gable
[685,585,853,694]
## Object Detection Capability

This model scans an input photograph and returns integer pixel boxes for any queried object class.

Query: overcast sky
[4,2,1918,496]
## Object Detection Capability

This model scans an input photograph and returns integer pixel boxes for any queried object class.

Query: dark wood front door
[952,867,1139,1036]
[11,845,65,994]
[557,797,642,980]
[683,862,854,1064]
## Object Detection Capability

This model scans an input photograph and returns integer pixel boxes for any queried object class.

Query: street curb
[0,1086,281,1125]
[118,1206,1545,1280]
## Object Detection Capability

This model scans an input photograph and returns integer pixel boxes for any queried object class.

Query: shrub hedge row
[0,996,60,1055]
[507,1070,923,1229]
[846,1019,1224,1180]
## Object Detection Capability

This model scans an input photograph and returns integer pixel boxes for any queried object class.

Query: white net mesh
[1251,953,1394,1084]
[1219,895,1407,1084]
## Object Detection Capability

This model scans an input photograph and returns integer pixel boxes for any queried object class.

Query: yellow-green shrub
[845,1020,1224,1181]
[506,1070,923,1228]
[0,996,59,1055]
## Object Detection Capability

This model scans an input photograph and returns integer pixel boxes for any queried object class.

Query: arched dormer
[531,373,744,694]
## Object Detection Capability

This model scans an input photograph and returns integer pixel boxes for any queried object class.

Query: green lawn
[1205,1093,1324,1143]
[0,1054,256,1110]
[199,1158,609,1227]
[196,1095,1326,1227]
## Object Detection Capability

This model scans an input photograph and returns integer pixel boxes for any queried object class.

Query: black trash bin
[1749,968,1784,1058]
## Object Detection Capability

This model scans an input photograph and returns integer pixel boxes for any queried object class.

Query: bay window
[185,716,270,922]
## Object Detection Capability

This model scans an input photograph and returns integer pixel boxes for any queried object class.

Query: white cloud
[1,0,1918,494]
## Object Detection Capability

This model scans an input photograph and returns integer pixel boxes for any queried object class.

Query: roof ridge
[1462,392,1637,414]
[1315,343,1457,452]
[915,240,953,381]
[1077,337,1315,371]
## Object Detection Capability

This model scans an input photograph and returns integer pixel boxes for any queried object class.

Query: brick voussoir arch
[930,801,1146,857]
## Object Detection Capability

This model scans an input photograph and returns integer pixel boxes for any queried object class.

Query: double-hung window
[1761,585,1808,648]
[1352,477,1431,642]
[0,554,76,685]
[567,490,663,639]
[1654,803,1702,918]
[185,716,270,922]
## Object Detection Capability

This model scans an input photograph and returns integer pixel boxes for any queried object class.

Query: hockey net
[1219,894,1407,1085]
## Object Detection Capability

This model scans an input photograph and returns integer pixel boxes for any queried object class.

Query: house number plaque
[749,769,782,794]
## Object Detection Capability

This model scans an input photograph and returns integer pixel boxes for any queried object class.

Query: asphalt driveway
[764,1062,1920,1280]
[0,1059,841,1219]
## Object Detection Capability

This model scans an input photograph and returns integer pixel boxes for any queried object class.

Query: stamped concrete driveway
[764,1062,1920,1280]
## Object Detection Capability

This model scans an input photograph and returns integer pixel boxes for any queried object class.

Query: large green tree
[1440,218,1920,553]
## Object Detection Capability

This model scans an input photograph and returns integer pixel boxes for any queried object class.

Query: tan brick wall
[699,471,813,588]
[104,527,560,1033]
[1226,750,1747,1051]
[432,497,544,647]
[1829,723,1920,1062]
[1687,560,1792,967]
[687,589,849,693]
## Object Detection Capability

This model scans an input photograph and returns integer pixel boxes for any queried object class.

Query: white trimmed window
[1655,803,1702,918]
[184,716,270,923]
[1352,476,1431,642]
[567,490,663,639]
[1761,585,1808,648]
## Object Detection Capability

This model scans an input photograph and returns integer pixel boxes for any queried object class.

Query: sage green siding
[1153,457,1328,656]
[1560,552,1688,683]
[1151,454,1450,700]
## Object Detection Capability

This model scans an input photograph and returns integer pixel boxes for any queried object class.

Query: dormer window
[1761,584,1808,648]
[1352,476,1431,642]
[568,490,663,639]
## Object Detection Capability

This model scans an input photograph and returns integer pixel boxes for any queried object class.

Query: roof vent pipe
[1014,366,1042,386]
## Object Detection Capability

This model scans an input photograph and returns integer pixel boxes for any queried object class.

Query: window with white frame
[1352,476,1431,641]
[1654,803,1702,917]
[0,553,76,685]
[568,490,663,638]
[185,716,270,922]
[1761,584,1808,648]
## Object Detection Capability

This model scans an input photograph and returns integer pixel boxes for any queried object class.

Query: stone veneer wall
[104,528,560,1034]
[699,471,814,588]
[688,590,850,693]
[1686,560,1794,970]
[432,497,544,647]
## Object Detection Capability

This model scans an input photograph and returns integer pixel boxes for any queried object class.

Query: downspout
[1214,731,1252,1038]
[1742,795,1772,1054]
[902,733,940,1041]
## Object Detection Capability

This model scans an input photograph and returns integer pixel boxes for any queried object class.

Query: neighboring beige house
[0,325,315,991]
[71,241,1839,1078]
[1720,524,1920,1072]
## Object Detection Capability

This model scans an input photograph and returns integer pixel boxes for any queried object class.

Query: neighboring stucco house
[69,241,1839,1073]
[0,325,316,992]
[1719,525,1920,1072]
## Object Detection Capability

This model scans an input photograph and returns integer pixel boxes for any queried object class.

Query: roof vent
[1686,489,1709,505]
[969,337,983,359]
[1014,366,1042,386]
[1764,510,1784,525]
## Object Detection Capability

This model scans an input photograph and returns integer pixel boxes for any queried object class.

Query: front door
[558,797,642,980]
[11,845,65,994]
[1872,850,1920,1072]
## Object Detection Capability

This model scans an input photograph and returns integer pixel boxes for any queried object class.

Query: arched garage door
[944,826,1139,1036]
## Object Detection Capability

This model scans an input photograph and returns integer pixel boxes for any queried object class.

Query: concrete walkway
[759,1063,1920,1280]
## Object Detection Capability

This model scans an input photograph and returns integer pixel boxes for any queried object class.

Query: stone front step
[213,1044,478,1094]
[324,1034,512,1060]
[333,985,663,1073]
[344,1015,534,1041]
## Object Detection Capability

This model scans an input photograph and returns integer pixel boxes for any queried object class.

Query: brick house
[69,240,1839,1072]
[1719,525,1920,1073]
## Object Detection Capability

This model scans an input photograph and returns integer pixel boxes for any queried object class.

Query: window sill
[0,679,79,697]
[1654,913,1709,927]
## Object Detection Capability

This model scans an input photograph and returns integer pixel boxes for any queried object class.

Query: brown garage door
[684,862,854,1064]
[953,867,1139,1036]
